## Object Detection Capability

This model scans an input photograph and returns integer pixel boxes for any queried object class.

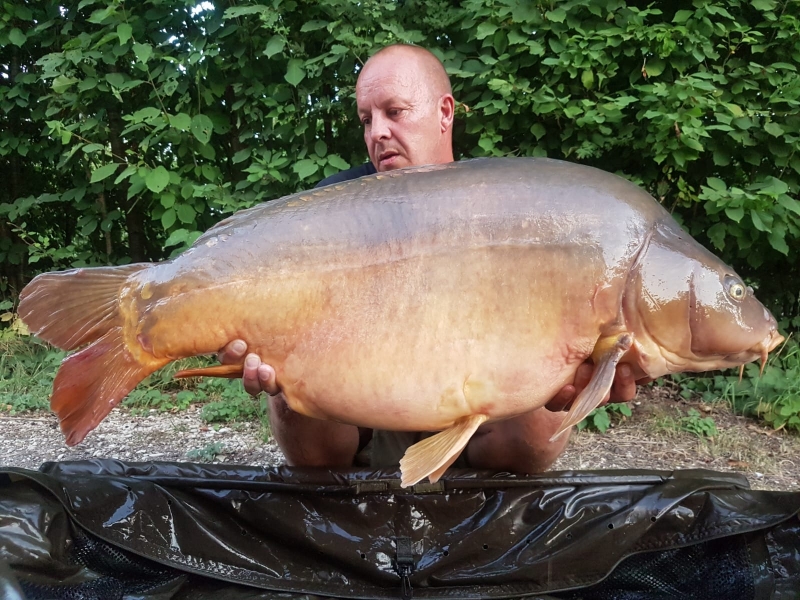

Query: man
[220,44,638,473]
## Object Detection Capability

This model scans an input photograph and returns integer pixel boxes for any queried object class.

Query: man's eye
[361,118,371,126]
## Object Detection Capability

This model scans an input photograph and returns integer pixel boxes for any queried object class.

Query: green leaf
[285,59,305,87]
[755,177,789,196]
[764,122,784,137]
[81,143,104,153]
[768,230,789,255]
[190,114,214,144]
[751,210,769,232]
[493,30,508,56]
[114,164,137,184]
[90,163,119,183]
[293,158,318,180]
[264,35,285,58]
[87,4,115,23]
[164,228,189,247]
[327,154,350,170]
[314,140,327,157]
[645,58,664,77]
[223,5,269,18]
[751,0,777,10]
[300,20,328,32]
[725,207,744,222]
[52,75,78,94]
[777,195,800,217]
[707,177,727,192]
[592,409,611,433]
[131,107,161,122]
[117,23,132,45]
[161,207,176,229]
[707,222,727,250]
[176,203,196,224]
[232,148,251,164]
[133,43,153,63]
[145,166,170,193]
[169,113,191,131]
[81,219,97,236]
[681,136,704,152]
[530,123,546,140]
[476,22,497,39]
[545,8,566,22]
[106,73,125,88]
[581,70,594,90]
[8,28,27,47]
[160,193,176,208]
[673,9,694,22]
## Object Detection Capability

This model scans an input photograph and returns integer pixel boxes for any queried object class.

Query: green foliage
[680,408,718,438]
[186,442,225,462]
[0,335,63,413]
[202,391,261,423]
[578,402,632,433]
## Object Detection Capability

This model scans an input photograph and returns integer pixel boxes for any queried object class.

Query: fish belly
[253,245,607,431]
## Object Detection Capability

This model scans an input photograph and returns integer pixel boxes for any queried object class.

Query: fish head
[627,225,784,377]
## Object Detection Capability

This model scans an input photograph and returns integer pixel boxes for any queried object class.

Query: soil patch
[2,386,798,491]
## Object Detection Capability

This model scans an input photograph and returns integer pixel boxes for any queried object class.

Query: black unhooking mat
[0,461,799,599]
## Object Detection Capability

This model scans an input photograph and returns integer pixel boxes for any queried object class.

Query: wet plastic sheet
[1,460,799,599]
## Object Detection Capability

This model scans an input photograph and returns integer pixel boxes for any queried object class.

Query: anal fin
[399,414,488,488]
[549,333,633,442]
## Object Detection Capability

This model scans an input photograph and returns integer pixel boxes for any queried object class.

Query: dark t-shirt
[315,162,376,188]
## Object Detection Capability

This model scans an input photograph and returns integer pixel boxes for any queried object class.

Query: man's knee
[465,409,572,474]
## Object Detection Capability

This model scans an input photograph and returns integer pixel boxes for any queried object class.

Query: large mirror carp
[19,158,784,487]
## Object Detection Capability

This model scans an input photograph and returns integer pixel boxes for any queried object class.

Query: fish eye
[724,275,746,301]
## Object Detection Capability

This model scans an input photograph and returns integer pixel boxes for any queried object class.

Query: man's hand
[545,362,638,412]
[218,339,279,397]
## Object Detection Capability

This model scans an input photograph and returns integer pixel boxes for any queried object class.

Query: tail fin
[19,264,149,349]
[18,264,166,445]
[53,327,167,445]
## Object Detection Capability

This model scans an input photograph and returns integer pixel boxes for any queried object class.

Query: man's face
[356,53,450,171]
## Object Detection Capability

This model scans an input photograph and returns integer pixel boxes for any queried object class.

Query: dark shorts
[354,430,472,469]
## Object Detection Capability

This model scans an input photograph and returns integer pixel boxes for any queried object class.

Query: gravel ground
[2,389,799,491]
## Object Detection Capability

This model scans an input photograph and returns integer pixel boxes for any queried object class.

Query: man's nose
[369,113,391,141]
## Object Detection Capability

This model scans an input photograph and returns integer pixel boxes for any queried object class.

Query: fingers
[609,363,637,403]
[545,362,594,412]
[218,339,247,365]
[242,353,280,397]
[545,384,576,412]
[547,361,638,412]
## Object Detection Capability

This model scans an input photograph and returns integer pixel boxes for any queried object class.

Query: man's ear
[439,94,455,132]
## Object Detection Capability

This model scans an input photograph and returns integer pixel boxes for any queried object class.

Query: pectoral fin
[399,414,488,488]
[549,333,633,441]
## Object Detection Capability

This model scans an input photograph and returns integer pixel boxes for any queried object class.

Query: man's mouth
[378,150,401,167]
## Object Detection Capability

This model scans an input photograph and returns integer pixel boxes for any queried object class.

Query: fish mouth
[733,329,786,376]
[757,329,786,374]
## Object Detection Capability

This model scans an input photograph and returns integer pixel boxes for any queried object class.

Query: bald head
[364,45,452,97]
[355,44,455,172]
